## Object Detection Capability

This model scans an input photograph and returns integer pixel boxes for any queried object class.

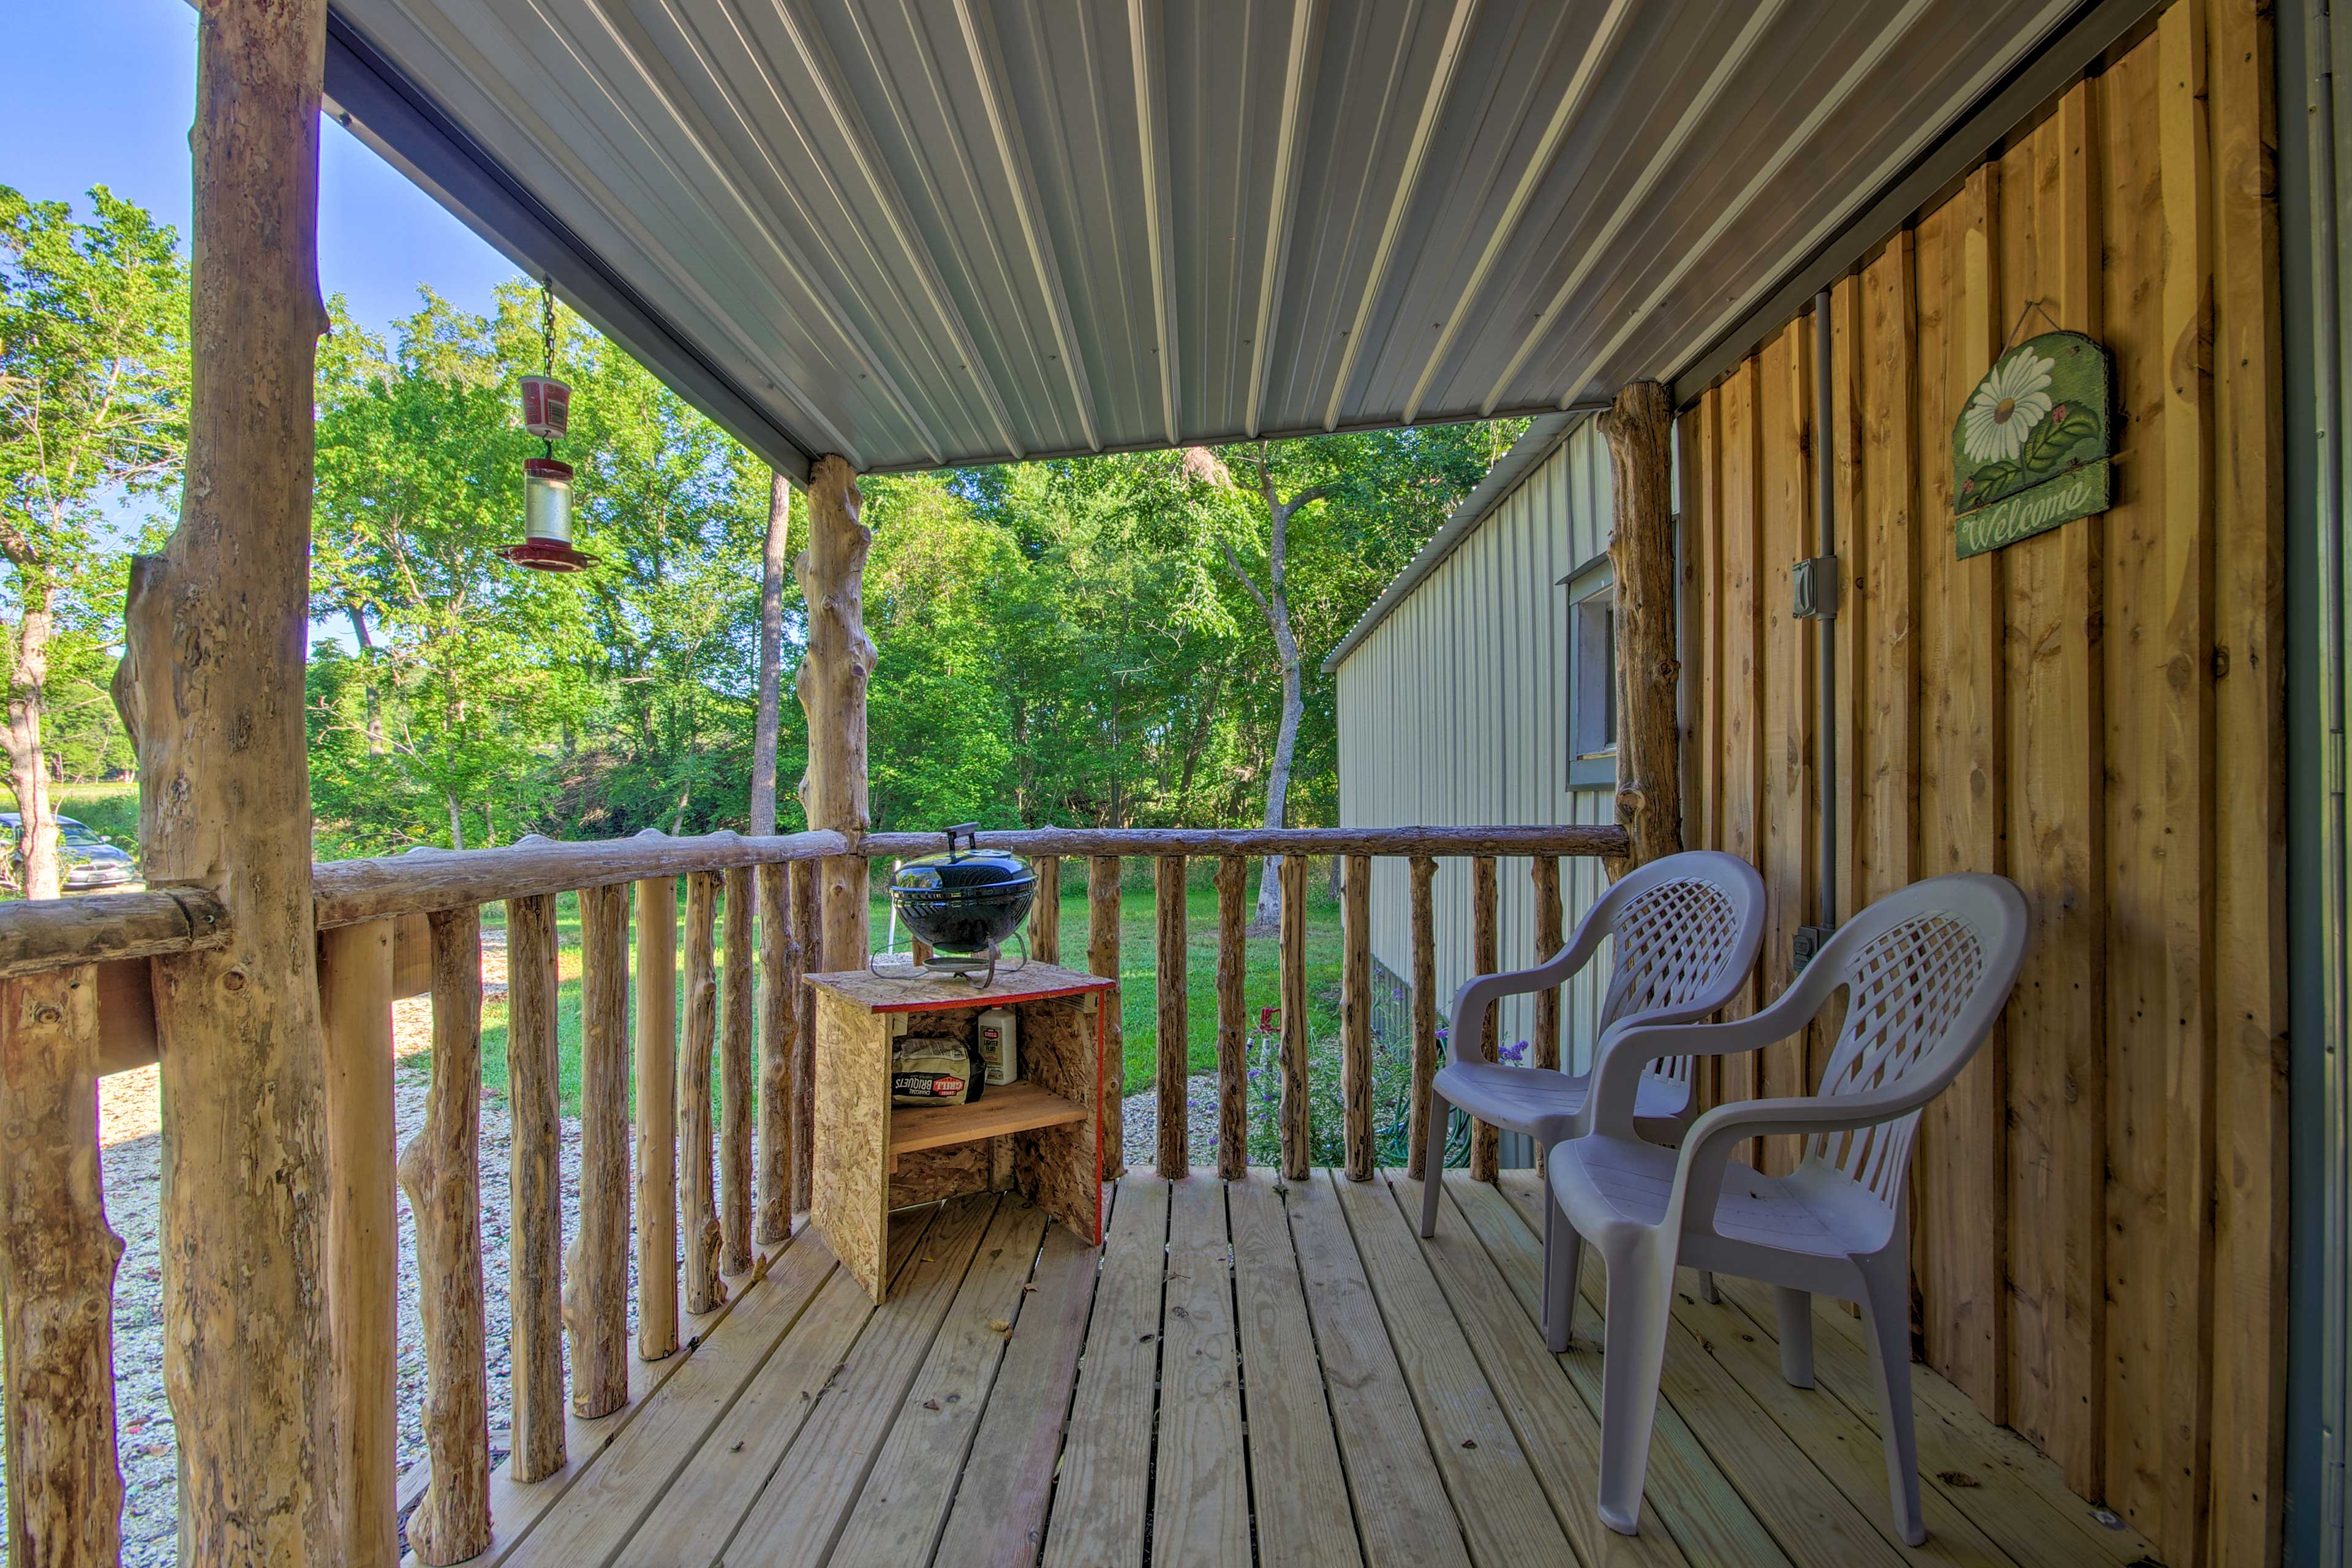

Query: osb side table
[805,962,1115,1303]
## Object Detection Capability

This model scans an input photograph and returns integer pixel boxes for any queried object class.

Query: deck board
[723,1192,1002,1561]
[1286,1172,1474,1568]
[827,1197,1050,1567]
[932,1216,1103,1568]
[620,1202,949,1563]
[1330,1170,1580,1567]
[1382,1174,1689,1567]
[1154,1177,1252,1567]
[446,1170,2165,1568]
[1038,1174,1169,1568]
[1439,1175,1793,1568]
[1226,1172,1363,1568]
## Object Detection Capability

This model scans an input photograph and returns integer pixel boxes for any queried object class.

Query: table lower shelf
[888,1079,1089,1156]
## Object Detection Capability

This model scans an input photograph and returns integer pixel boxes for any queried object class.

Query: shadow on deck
[427,1169,2162,1567]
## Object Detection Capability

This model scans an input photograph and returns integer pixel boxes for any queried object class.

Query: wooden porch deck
[442,1169,2163,1568]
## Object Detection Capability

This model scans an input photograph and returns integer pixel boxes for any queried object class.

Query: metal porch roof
[326,0,2106,480]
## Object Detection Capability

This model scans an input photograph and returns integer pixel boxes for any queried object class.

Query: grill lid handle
[943,821,981,854]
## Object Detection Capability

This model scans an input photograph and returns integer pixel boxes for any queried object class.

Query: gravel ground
[0,931,640,1568]
[1119,1071,1224,1169]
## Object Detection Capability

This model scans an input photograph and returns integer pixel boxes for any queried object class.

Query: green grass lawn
[437,873,1347,1115]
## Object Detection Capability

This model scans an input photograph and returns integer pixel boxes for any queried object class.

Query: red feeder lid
[500,537,600,572]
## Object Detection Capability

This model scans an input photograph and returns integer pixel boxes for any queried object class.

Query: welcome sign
[1950,329,2114,559]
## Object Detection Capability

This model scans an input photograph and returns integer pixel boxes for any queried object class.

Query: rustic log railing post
[1278,852,1310,1178]
[720,863,756,1274]
[1030,854,1061,964]
[634,858,680,1362]
[1406,854,1439,1180]
[756,861,796,1245]
[399,907,490,1564]
[0,965,123,1567]
[504,888,565,1481]
[1600,380,1684,872]
[681,871,725,1314]
[1155,856,1188,1177]
[319,920,397,1568]
[568,883,631,1418]
[1088,856,1126,1177]
[790,858,821,1210]
[1340,854,1374,1182]
[1469,856,1501,1182]
[1530,856,1564,1177]
[107,0,337,1551]
[1214,856,1247,1179]
[796,454,875,969]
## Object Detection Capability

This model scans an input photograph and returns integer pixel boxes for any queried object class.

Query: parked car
[2,812,140,892]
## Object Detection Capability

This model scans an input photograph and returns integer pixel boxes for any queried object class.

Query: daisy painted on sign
[1949,328,2114,559]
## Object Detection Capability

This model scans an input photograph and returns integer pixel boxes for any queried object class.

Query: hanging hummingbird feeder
[503,279,598,572]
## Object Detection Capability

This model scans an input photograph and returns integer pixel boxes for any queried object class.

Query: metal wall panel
[1333,418,1615,1076]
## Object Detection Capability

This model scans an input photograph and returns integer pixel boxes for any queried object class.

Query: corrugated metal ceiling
[329,0,2086,475]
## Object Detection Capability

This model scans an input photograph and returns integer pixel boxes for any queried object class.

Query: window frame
[1562,552,1618,792]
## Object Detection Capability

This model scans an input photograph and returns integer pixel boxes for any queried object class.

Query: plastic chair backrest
[1592,851,1766,1086]
[1801,874,2028,1206]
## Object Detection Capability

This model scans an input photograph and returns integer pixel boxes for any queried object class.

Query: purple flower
[1501,1039,1529,1066]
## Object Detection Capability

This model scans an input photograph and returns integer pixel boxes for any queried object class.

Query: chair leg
[1544,1188,1584,1355]
[1418,1089,1450,1238]
[1595,1240,1676,1536]
[1857,1261,1926,1546]
[1773,1287,1815,1389]
[1697,1272,1720,1304]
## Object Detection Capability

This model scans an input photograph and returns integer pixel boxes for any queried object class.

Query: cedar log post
[796,455,875,969]
[1597,380,1684,872]
[0,967,124,1567]
[107,0,337,1555]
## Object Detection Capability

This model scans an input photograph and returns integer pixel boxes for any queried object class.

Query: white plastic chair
[1418,850,1766,1350]
[1548,872,2027,1542]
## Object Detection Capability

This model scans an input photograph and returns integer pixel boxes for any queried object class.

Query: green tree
[1183,425,1517,923]
[0,185,186,894]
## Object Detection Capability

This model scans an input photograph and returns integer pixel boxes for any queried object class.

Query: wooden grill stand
[806,963,1112,1302]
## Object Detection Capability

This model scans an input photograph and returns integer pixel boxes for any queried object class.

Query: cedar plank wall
[1675,6,2285,1565]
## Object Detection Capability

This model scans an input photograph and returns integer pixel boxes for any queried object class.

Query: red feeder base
[500,538,599,572]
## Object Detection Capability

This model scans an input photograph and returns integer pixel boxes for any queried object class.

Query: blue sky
[6,0,519,339]
[8,0,529,649]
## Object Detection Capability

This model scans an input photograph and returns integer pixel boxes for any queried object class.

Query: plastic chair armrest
[1665,1088,1923,1237]
[1441,923,1609,1068]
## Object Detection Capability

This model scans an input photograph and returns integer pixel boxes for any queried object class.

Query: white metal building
[1325,413,1629,1106]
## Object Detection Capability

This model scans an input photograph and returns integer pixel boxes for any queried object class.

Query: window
[1563,555,1616,790]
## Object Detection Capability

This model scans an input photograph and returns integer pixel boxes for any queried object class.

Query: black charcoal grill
[883,823,1036,985]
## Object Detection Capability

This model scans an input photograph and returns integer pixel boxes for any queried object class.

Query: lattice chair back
[1800,874,2029,1208]
[1588,851,1766,1085]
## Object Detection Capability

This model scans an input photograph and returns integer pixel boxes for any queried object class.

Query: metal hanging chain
[540,278,557,458]
[541,277,556,378]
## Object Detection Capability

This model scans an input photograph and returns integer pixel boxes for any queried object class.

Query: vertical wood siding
[1678,9,2285,1564]
[1334,421,1618,1084]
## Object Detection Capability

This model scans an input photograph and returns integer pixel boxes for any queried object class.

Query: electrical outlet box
[1792,555,1840,620]
[1794,924,1834,972]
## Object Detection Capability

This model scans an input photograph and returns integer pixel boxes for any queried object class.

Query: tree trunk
[6,587,61,901]
[750,471,791,836]
[1251,621,1302,930]
[1597,380,1684,872]
[445,794,466,853]
[346,603,383,754]
[106,0,337,1557]
[795,456,873,967]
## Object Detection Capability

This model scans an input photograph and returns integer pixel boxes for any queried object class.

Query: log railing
[0,818,1619,1564]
